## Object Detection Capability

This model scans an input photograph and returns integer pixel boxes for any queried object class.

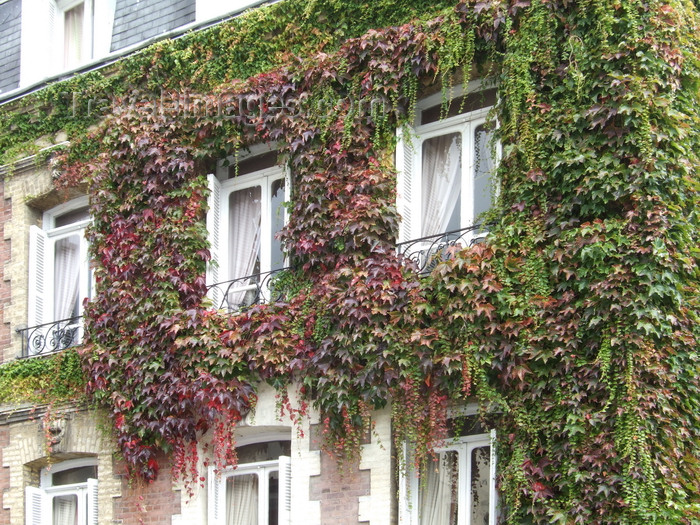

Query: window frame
[27,197,91,349]
[19,0,115,86]
[208,433,292,525]
[207,147,290,309]
[53,0,95,70]
[399,403,498,525]
[396,80,499,244]
[26,457,98,525]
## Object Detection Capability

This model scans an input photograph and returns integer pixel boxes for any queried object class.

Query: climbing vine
[5,0,697,523]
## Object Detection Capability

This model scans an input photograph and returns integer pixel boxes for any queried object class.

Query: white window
[20,0,115,85]
[27,198,91,352]
[208,440,292,525]
[57,0,93,69]
[400,407,497,525]
[25,457,98,525]
[207,147,288,310]
[397,81,498,244]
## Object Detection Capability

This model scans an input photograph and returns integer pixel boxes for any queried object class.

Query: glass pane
[54,234,82,319]
[229,186,262,282]
[227,473,259,525]
[470,446,491,525]
[229,151,278,178]
[54,208,90,228]
[269,178,286,271]
[53,494,78,525]
[422,133,462,237]
[473,124,495,221]
[237,441,291,464]
[268,470,279,525]
[64,3,84,68]
[52,465,97,486]
[419,450,458,525]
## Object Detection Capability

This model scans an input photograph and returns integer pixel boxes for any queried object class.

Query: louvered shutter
[28,225,49,329]
[87,478,98,525]
[278,455,292,525]
[206,174,223,308]
[25,486,45,525]
[208,469,224,525]
[47,0,57,39]
[396,127,415,242]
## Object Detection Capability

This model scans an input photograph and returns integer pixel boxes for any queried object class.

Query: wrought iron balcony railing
[207,267,290,313]
[16,228,489,357]
[16,269,291,358]
[16,316,82,358]
[396,224,488,275]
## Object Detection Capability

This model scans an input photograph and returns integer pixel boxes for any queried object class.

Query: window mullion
[461,445,471,525]
[258,468,268,525]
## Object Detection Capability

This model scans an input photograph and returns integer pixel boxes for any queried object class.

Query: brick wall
[307,407,394,525]
[113,454,181,525]
[310,451,371,525]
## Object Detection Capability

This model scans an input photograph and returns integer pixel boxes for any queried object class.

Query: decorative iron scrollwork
[397,225,488,275]
[17,317,82,358]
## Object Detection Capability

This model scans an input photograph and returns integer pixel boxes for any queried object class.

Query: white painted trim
[40,456,97,488]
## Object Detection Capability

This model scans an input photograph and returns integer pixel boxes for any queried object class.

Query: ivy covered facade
[0,0,697,524]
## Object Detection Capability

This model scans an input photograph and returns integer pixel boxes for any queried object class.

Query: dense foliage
[14,0,700,523]
[0,0,459,165]
[0,349,85,405]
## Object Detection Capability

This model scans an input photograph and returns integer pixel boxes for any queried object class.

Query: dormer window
[60,0,91,69]
[19,0,114,85]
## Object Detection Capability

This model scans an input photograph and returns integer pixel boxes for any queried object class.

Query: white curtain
[64,3,84,68]
[470,447,491,525]
[53,494,77,525]
[422,133,462,237]
[419,451,458,525]
[54,235,81,320]
[228,186,262,307]
[227,474,258,525]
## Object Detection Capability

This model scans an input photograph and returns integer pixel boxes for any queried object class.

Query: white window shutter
[25,486,45,525]
[206,174,223,308]
[396,128,415,242]
[28,225,49,328]
[208,469,224,525]
[278,455,292,525]
[87,478,98,525]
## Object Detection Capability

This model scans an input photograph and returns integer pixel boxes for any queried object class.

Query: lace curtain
[53,494,78,525]
[54,234,81,320]
[422,133,462,237]
[228,186,262,306]
[64,3,84,68]
[419,451,458,525]
[227,474,258,525]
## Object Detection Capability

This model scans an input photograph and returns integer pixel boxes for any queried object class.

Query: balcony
[16,317,82,358]
[205,268,290,314]
[396,224,488,275]
[16,227,487,357]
